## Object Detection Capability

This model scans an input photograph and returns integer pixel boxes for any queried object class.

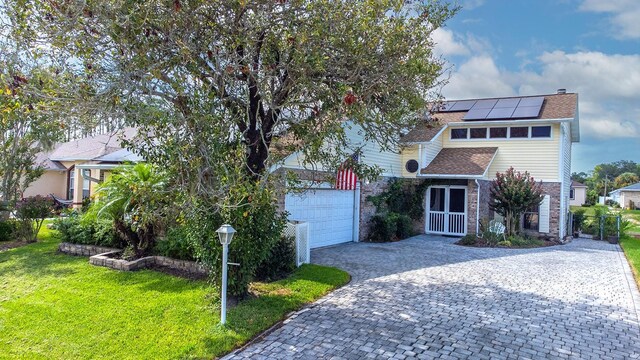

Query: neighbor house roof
[34,150,66,171]
[611,182,640,194]
[95,148,143,162]
[48,128,136,161]
[571,180,587,188]
[400,93,578,144]
[420,147,498,178]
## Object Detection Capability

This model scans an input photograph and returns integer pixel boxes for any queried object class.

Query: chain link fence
[570,211,621,243]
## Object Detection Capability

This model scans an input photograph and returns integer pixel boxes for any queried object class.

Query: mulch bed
[456,238,559,249]
[0,240,34,252]
[147,263,208,281]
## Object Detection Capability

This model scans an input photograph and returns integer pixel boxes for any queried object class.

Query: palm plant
[90,163,169,257]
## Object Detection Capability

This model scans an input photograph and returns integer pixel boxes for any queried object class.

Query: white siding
[539,195,550,233]
[425,133,443,165]
[280,121,402,177]
[560,122,572,238]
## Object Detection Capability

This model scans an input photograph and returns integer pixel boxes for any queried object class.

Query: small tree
[489,167,544,236]
[14,195,54,242]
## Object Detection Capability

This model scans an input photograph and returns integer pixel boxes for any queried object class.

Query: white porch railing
[429,212,446,233]
[428,211,465,236]
[284,221,310,267]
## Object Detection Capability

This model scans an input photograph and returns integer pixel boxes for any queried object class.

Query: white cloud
[579,0,640,39]
[443,56,516,100]
[438,30,640,139]
[432,28,469,57]
[462,0,485,10]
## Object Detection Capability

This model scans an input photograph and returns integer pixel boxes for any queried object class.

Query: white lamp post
[216,224,236,325]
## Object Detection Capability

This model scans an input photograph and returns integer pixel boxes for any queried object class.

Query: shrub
[186,185,287,297]
[55,215,123,248]
[572,209,586,233]
[255,235,296,281]
[0,220,17,242]
[368,213,397,242]
[458,234,478,245]
[14,196,54,242]
[153,226,194,261]
[395,214,413,239]
[497,240,512,247]
[506,235,544,247]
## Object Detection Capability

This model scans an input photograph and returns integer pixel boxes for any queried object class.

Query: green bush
[572,209,586,233]
[0,220,17,242]
[368,212,414,242]
[368,213,397,242]
[497,240,512,247]
[153,225,194,261]
[506,235,544,247]
[56,215,123,248]
[186,185,287,297]
[458,234,478,245]
[395,214,413,239]
[255,235,296,281]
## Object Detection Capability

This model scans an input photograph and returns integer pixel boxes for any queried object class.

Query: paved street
[226,236,640,359]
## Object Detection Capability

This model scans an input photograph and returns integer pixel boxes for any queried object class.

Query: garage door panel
[285,189,355,249]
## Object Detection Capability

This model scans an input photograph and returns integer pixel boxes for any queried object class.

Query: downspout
[475,179,481,234]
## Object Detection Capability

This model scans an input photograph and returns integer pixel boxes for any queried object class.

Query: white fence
[284,221,310,267]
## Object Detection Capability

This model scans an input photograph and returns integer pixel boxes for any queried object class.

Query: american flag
[335,153,359,190]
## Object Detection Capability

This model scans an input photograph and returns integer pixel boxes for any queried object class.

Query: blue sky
[433,0,640,173]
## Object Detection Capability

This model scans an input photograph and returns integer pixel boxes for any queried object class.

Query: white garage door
[285,188,356,249]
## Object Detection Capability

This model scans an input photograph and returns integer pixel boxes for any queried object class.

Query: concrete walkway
[226,236,640,359]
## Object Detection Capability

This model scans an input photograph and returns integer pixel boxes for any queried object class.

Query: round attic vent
[405,159,419,173]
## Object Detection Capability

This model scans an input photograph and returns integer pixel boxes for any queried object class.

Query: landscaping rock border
[59,242,208,276]
[89,251,208,275]
[58,242,119,256]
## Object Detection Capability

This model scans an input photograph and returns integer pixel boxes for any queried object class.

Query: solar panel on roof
[512,106,542,118]
[486,107,516,119]
[473,99,498,109]
[518,96,544,107]
[494,98,521,108]
[449,100,477,111]
[438,101,456,112]
[463,108,491,120]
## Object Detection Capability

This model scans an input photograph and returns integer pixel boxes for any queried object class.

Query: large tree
[9,0,457,194]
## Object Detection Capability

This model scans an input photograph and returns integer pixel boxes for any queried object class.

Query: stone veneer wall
[359,177,428,242]
[468,181,562,241]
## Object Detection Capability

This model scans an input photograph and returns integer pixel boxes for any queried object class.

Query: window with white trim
[523,204,539,231]
[570,188,575,200]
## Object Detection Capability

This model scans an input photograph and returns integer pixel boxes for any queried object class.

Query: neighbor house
[569,181,587,206]
[23,128,139,207]
[280,90,579,248]
[610,182,640,210]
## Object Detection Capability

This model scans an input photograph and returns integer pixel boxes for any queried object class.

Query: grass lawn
[620,235,640,289]
[0,225,350,359]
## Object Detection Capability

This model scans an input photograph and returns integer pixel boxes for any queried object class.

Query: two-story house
[281,90,579,247]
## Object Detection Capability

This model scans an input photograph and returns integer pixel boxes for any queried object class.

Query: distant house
[569,181,587,206]
[23,128,139,207]
[610,183,640,209]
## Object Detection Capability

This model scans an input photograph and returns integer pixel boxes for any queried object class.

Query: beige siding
[400,145,419,178]
[23,171,67,199]
[442,124,561,181]
[569,187,587,206]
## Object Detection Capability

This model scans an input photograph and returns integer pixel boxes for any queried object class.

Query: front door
[426,186,467,236]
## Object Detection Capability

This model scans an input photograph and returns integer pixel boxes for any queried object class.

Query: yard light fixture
[216,224,236,325]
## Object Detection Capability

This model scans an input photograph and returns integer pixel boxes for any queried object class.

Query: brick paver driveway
[227,236,640,359]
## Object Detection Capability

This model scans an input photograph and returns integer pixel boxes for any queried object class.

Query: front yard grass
[0,225,349,359]
[620,235,640,289]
